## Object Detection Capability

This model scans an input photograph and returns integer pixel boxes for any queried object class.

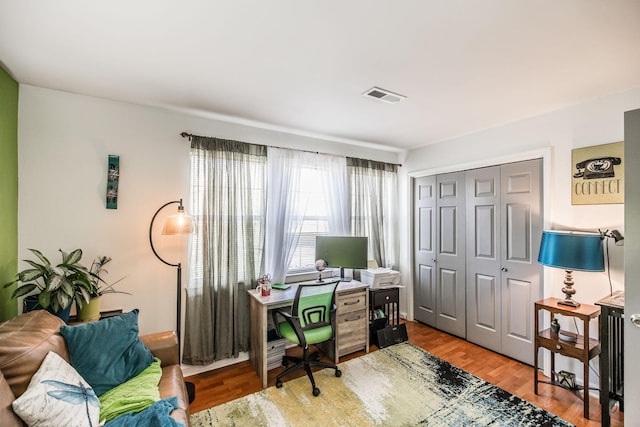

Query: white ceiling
[1,1,639,151]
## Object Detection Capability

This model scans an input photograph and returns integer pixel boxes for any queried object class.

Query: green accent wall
[0,66,18,321]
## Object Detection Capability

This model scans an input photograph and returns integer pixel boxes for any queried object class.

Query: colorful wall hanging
[106,155,120,209]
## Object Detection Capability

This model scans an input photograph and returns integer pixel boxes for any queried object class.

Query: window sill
[284,269,336,284]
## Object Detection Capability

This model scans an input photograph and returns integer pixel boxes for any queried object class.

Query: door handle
[631,314,640,328]
[501,267,508,272]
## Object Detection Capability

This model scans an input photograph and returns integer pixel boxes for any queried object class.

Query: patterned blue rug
[191,342,573,426]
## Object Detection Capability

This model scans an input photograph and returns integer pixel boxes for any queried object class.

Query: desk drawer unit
[266,338,286,371]
[336,289,368,357]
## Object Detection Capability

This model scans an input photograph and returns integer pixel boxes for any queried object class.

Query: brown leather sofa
[0,310,190,426]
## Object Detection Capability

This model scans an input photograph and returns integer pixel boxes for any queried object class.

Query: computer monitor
[315,236,368,281]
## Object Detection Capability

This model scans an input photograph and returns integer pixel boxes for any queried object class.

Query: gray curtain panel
[348,158,399,270]
[183,136,267,365]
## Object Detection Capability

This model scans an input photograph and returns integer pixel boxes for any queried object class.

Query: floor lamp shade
[537,230,605,307]
[162,204,194,235]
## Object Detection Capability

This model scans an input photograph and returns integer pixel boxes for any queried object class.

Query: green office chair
[272,281,342,396]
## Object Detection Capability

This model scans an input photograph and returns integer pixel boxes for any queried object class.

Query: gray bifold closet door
[414,158,542,364]
[414,171,466,338]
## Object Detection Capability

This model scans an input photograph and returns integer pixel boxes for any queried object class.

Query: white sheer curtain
[264,147,307,283]
[264,148,348,282]
[318,154,349,235]
[348,158,399,269]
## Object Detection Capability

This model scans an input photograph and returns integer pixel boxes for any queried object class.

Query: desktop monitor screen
[315,236,369,271]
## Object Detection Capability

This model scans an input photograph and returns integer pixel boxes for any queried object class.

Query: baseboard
[180,351,249,377]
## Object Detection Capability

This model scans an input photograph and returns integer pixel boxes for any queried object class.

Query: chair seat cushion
[278,322,332,345]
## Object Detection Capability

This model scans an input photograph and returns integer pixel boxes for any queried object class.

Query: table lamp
[537,230,604,307]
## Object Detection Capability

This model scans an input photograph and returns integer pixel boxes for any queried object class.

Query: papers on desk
[271,283,291,290]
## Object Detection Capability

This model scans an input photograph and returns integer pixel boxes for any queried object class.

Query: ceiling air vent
[362,87,406,104]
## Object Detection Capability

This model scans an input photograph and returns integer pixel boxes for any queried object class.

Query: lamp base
[557,298,581,308]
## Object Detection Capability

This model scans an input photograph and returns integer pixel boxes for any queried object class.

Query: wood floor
[185,321,623,426]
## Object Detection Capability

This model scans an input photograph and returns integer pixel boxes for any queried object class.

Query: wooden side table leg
[534,305,539,395]
[534,346,539,394]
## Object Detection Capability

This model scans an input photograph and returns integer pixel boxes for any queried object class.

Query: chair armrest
[140,331,179,367]
[271,309,290,338]
[272,309,307,347]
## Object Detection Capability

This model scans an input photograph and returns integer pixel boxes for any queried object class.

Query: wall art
[571,141,624,205]
[106,155,120,209]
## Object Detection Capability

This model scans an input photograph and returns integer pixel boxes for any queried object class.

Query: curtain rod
[179,132,402,168]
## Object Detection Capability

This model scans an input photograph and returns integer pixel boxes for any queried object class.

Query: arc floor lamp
[148,199,194,361]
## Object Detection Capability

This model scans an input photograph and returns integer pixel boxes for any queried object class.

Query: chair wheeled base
[275,346,342,396]
[272,280,342,397]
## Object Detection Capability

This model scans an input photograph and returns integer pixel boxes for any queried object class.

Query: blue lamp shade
[538,231,605,272]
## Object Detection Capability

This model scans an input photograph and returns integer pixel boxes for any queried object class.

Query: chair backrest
[292,281,339,330]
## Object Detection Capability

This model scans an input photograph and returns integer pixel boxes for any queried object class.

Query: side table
[534,298,600,419]
[369,287,401,347]
[369,287,400,326]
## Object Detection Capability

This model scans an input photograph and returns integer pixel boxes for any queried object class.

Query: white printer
[360,267,401,288]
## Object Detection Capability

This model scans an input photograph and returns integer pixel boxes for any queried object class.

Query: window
[285,165,330,272]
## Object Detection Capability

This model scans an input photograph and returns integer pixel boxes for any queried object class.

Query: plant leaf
[77,287,91,304]
[18,268,44,283]
[56,293,71,311]
[39,291,51,309]
[29,248,50,265]
[11,283,37,298]
[23,260,47,271]
[64,249,83,265]
[48,274,63,291]
[61,281,74,297]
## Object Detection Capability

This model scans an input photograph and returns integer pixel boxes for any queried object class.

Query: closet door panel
[414,176,437,326]
[506,203,531,262]
[439,268,458,319]
[474,274,497,329]
[504,278,533,342]
[436,172,466,338]
[466,166,501,351]
[500,159,542,365]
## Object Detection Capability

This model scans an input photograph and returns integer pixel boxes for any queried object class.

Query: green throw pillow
[60,309,155,396]
[99,358,162,423]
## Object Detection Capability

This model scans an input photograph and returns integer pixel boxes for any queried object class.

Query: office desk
[249,280,369,388]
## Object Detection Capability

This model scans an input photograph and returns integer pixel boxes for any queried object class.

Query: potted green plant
[76,255,130,322]
[3,248,98,322]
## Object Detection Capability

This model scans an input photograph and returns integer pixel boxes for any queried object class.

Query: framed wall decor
[571,141,624,205]
[106,155,120,209]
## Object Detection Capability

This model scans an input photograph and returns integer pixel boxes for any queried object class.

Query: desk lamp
[537,230,604,307]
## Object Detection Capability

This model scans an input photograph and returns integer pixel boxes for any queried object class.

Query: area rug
[190,342,573,426]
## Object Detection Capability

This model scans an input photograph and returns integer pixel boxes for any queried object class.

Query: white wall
[17,85,400,335]
[398,87,640,390]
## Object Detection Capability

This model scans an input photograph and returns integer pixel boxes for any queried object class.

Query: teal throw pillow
[60,309,155,396]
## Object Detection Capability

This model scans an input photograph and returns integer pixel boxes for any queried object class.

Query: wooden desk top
[248,280,368,307]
